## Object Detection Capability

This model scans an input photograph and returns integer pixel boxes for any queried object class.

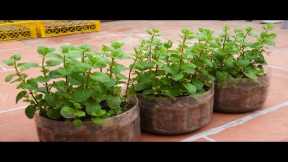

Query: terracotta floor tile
[0,41,27,50]
[0,69,41,110]
[194,138,211,142]
[266,48,288,69]
[0,109,38,141]
[209,105,288,141]
[0,48,42,69]
[0,21,287,141]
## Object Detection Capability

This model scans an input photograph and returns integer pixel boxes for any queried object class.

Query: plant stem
[148,34,155,63]
[85,69,91,89]
[109,57,114,78]
[81,51,86,89]
[125,57,137,100]
[179,35,187,68]
[63,54,69,89]
[239,31,249,57]
[41,56,50,94]
[222,32,227,49]
[13,60,39,105]
[30,91,39,105]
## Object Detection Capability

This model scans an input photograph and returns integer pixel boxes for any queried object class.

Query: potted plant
[4,42,140,142]
[212,24,276,113]
[127,28,215,135]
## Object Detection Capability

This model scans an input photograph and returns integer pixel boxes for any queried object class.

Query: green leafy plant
[127,28,215,98]
[212,24,276,83]
[4,42,130,127]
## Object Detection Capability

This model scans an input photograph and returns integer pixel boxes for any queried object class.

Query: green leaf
[184,83,197,95]
[18,63,39,71]
[47,108,61,120]
[73,119,82,127]
[191,80,204,91]
[48,68,69,79]
[3,59,14,66]
[216,71,230,81]
[88,54,108,68]
[16,91,27,103]
[238,58,250,67]
[244,69,257,81]
[46,59,62,66]
[181,63,196,74]
[12,53,21,61]
[224,57,234,68]
[61,44,73,53]
[37,46,49,56]
[72,89,93,102]
[20,79,38,91]
[25,105,36,119]
[106,96,122,109]
[66,50,82,60]
[111,41,124,49]
[134,72,155,92]
[79,44,91,51]
[74,110,86,118]
[73,103,82,109]
[203,58,213,68]
[60,106,75,119]
[173,73,184,81]
[71,62,91,73]
[164,40,173,48]
[85,102,103,116]
[92,118,104,125]
[163,64,179,75]
[112,64,127,73]
[111,49,126,59]
[91,72,114,88]
[4,73,16,82]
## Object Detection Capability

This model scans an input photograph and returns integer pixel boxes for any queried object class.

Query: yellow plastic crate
[38,20,101,38]
[0,21,38,41]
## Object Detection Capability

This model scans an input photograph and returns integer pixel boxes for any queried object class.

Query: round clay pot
[214,74,270,113]
[138,88,214,135]
[35,97,140,142]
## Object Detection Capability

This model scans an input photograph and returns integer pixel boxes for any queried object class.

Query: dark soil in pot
[214,74,270,113]
[35,97,140,142]
[138,88,214,135]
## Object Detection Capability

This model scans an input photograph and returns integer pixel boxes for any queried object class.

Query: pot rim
[137,84,214,100]
[35,95,139,125]
[216,72,270,87]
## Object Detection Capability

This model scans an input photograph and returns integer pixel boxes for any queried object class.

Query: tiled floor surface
[0,20,288,142]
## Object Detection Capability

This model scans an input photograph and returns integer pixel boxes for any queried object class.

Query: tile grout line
[0,106,26,114]
[268,65,288,72]
[273,73,288,79]
[201,136,216,142]
[181,100,288,142]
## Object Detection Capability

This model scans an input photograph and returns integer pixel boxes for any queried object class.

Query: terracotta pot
[138,88,214,135]
[35,97,140,142]
[214,74,270,113]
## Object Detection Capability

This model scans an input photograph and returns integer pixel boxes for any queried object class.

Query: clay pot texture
[138,88,214,135]
[214,74,269,113]
[35,97,140,142]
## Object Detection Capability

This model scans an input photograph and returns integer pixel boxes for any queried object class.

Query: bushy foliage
[4,42,129,126]
[129,28,215,97]
[212,24,276,83]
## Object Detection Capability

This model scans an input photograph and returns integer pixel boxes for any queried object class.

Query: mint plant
[213,24,276,83]
[4,42,129,127]
[128,28,214,98]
